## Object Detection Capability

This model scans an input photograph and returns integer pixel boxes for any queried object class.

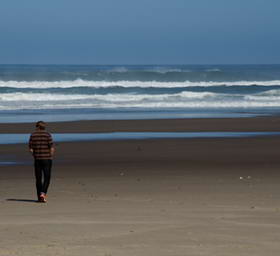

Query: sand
[0,117,280,256]
[1,116,280,133]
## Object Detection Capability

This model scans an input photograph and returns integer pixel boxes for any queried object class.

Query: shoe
[39,193,47,203]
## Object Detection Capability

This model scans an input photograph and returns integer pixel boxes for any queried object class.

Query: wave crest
[0,90,280,110]
[1,79,280,88]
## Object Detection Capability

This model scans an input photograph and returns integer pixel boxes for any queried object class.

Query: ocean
[1,64,280,123]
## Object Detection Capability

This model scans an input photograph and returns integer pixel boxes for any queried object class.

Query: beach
[1,0,280,252]
[1,117,280,256]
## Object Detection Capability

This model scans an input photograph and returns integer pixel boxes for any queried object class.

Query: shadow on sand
[6,199,38,203]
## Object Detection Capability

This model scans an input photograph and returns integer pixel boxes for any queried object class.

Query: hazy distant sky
[0,0,279,64]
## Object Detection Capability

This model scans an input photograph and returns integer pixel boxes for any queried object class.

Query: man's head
[36,121,46,130]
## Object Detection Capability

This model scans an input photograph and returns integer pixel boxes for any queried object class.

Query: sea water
[1,64,280,122]
[1,132,280,144]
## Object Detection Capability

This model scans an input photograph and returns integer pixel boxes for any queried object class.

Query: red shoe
[39,193,47,203]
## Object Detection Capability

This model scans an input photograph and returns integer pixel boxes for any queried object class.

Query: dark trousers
[34,159,52,199]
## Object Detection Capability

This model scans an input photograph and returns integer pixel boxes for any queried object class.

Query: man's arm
[29,135,33,154]
[48,133,55,156]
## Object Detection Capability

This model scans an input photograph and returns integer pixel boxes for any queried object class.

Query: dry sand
[0,117,280,256]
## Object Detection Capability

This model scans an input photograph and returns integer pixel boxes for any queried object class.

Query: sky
[0,0,279,65]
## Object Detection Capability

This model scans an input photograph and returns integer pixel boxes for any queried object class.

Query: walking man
[29,121,55,203]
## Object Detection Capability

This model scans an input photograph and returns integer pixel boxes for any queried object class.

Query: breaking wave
[1,79,280,89]
[1,89,280,110]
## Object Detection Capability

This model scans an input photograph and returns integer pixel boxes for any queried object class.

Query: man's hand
[50,147,55,156]
[29,148,34,154]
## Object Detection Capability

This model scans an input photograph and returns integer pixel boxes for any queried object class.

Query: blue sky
[0,0,279,64]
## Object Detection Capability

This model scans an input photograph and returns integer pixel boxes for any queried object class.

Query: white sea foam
[244,89,280,101]
[106,67,129,73]
[148,68,186,74]
[256,89,280,96]
[0,91,217,102]
[1,100,280,111]
[0,90,280,110]
[1,79,280,88]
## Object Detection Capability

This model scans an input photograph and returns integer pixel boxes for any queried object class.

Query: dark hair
[36,121,46,130]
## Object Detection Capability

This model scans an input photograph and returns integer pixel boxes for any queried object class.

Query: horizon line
[0,63,280,66]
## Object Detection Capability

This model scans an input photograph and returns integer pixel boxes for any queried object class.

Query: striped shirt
[29,131,54,159]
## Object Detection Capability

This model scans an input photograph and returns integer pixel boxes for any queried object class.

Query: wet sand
[0,117,280,256]
[0,116,280,133]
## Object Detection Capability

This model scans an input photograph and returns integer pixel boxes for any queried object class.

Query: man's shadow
[6,199,38,203]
